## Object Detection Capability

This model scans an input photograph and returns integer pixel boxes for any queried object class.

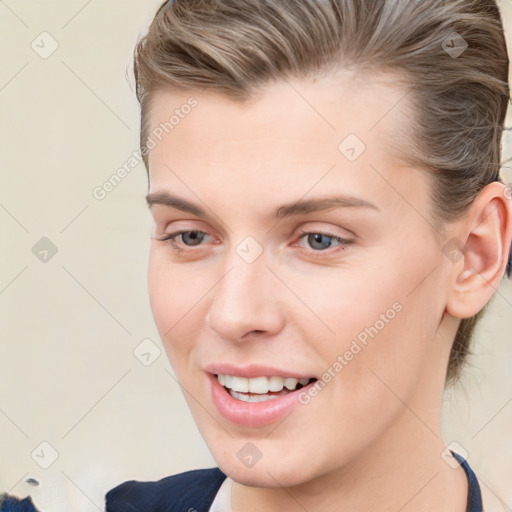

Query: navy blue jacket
[0,494,39,512]
[105,452,483,512]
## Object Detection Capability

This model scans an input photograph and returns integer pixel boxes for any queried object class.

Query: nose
[205,251,285,342]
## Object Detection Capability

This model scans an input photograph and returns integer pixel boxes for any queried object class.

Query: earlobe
[445,182,512,319]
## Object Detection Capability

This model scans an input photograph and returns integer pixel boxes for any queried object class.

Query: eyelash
[155,228,353,258]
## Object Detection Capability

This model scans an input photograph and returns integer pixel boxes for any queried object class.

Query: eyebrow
[146,192,380,219]
[145,191,380,219]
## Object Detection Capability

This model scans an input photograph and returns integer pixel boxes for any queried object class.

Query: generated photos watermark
[298,301,403,404]
[92,97,198,200]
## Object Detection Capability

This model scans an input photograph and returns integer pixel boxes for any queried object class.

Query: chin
[218,459,312,488]
[207,437,322,487]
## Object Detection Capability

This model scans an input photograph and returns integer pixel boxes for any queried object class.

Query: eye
[155,230,213,251]
[295,229,353,256]
[154,228,353,257]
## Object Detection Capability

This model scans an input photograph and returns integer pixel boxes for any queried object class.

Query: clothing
[105,451,483,512]
[106,467,226,512]
[0,494,39,512]
[453,452,483,512]
[208,475,232,512]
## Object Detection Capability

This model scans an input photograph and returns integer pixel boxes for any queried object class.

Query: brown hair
[133,0,511,385]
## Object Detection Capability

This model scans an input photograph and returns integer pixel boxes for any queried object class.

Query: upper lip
[204,363,316,380]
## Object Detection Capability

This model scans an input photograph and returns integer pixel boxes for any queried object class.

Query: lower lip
[208,373,316,427]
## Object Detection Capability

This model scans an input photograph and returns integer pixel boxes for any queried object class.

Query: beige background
[1,1,511,510]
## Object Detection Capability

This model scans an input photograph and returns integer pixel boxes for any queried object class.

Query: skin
[144,71,512,512]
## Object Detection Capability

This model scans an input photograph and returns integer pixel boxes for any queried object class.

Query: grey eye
[181,231,207,246]
[305,233,337,251]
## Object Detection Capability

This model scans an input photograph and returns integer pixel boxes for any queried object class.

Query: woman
[106,0,512,510]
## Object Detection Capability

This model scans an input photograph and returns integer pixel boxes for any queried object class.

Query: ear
[445,181,512,319]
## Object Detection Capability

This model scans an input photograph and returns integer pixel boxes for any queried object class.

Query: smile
[217,374,316,402]
[208,371,319,426]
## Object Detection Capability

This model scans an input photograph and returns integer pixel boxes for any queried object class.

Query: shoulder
[105,467,227,512]
[0,494,39,512]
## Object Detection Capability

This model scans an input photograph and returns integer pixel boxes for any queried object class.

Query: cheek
[283,261,402,350]
[290,248,439,389]
[147,250,199,361]
[148,249,202,325]
[147,250,172,332]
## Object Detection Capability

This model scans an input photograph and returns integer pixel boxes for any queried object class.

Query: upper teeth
[217,374,310,394]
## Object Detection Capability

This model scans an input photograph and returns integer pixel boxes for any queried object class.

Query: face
[145,72,454,488]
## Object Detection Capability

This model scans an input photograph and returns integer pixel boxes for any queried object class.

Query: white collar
[208,475,233,512]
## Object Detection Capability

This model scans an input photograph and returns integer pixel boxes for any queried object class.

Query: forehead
[150,71,408,138]
[147,71,413,161]
[145,72,427,219]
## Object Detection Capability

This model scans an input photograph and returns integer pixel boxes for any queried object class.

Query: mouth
[216,373,318,403]
[208,368,320,426]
